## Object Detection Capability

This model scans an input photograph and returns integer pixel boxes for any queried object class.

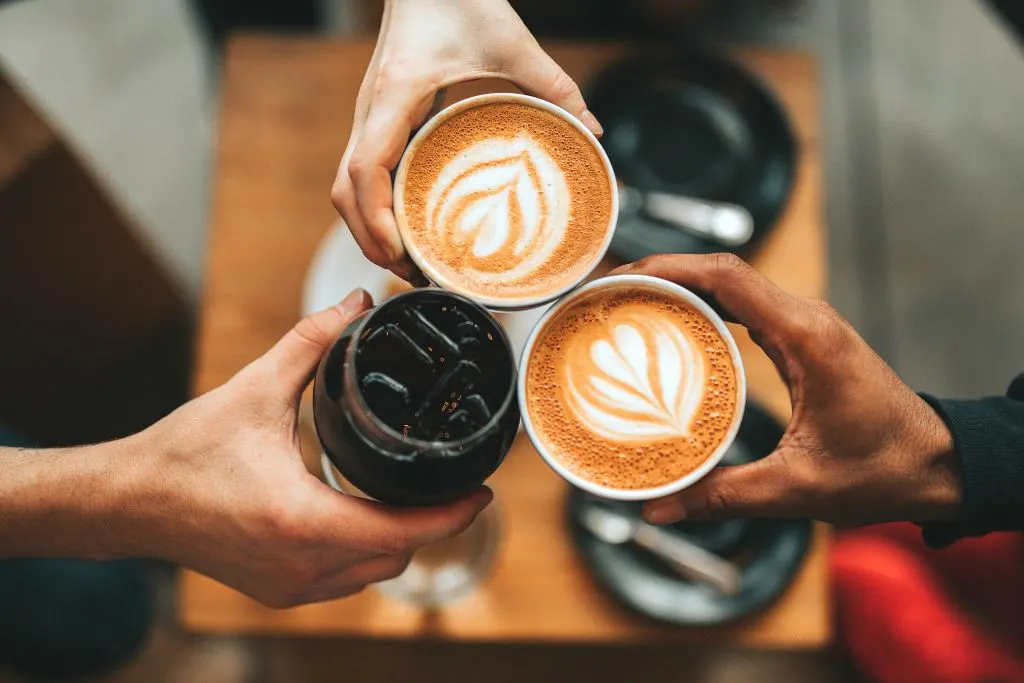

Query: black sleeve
[918,374,1024,547]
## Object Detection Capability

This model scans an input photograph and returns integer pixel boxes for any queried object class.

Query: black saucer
[586,50,797,260]
[567,401,811,626]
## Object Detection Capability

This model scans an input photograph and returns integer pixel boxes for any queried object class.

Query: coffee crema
[397,100,614,305]
[525,286,739,490]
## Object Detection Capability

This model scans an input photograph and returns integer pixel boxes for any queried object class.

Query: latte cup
[518,274,747,501]
[393,93,618,311]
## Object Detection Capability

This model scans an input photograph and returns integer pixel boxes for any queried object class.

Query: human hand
[613,254,962,527]
[331,0,602,281]
[125,289,492,607]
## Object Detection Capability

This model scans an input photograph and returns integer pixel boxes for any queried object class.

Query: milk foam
[424,134,570,284]
[565,311,706,442]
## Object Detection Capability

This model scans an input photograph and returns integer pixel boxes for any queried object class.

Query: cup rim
[393,92,619,311]
[516,274,748,501]
[341,288,519,451]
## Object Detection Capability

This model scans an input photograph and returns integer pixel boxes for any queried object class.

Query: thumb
[508,46,602,137]
[641,453,797,523]
[255,289,373,396]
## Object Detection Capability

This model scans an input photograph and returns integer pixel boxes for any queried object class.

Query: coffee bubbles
[395,94,617,310]
[520,276,746,499]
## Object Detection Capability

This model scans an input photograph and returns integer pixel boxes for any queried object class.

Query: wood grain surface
[179,36,828,648]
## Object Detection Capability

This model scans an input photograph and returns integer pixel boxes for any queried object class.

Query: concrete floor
[2,0,1023,681]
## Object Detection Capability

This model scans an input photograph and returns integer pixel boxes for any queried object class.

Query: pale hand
[331,0,602,282]
[121,289,491,607]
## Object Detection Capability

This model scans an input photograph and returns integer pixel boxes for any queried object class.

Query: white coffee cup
[518,274,747,501]
[393,92,619,311]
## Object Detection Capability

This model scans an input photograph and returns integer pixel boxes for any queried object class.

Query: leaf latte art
[424,134,570,283]
[565,312,707,442]
[399,100,615,304]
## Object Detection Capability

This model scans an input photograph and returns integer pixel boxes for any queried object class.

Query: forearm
[0,438,148,558]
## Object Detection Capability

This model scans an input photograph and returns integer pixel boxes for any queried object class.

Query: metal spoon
[618,184,755,248]
[580,505,742,596]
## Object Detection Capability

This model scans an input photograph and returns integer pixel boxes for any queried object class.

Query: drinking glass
[312,288,518,605]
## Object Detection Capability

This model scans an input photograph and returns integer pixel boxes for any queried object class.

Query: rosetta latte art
[565,311,707,442]
[424,134,570,282]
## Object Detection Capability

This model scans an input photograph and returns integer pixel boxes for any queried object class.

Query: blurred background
[1,0,1022,681]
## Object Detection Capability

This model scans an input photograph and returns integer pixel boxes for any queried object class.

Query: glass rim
[343,287,519,451]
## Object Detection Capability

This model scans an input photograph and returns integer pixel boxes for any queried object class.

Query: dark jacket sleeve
[918,374,1024,547]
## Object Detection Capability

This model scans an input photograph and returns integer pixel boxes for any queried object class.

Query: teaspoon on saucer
[580,505,742,596]
[618,184,754,248]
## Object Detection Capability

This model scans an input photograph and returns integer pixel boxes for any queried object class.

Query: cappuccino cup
[393,93,618,311]
[519,274,747,501]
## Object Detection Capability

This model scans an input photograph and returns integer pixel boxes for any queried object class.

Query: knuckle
[550,71,582,102]
[374,528,411,556]
[330,178,353,214]
[377,59,415,89]
[347,151,373,184]
[704,488,733,518]
[788,299,848,359]
[292,313,338,351]
[709,252,748,277]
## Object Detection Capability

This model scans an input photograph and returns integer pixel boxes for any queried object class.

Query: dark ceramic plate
[586,50,797,260]
[567,400,811,626]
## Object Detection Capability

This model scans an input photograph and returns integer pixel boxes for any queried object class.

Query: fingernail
[339,288,370,313]
[386,238,407,265]
[581,110,603,137]
[644,502,685,525]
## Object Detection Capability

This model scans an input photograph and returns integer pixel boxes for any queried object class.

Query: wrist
[908,396,962,522]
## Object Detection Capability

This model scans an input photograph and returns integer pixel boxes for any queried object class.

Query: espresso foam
[525,287,739,490]
[399,102,613,304]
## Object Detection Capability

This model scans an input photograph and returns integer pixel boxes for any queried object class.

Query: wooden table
[180,36,828,648]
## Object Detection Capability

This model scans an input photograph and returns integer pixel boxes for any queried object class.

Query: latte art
[426,134,570,282]
[524,285,741,491]
[396,98,614,307]
[566,314,706,442]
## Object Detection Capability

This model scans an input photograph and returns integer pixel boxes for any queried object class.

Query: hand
[331,0,602,281]
[124,289,492,608]
[613,254,962,527]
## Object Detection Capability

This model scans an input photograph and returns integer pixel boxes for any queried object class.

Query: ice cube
[360,371,410,421]
[411,359,482,439]
[462,393,492,424]
[441,409,481,441]
[400,304,460,358]
[450,308,485,355]
[364,322,434,368]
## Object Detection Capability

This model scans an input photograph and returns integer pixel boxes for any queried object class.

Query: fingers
[508,46,602,137]
[348,84,439,268]
[254,289,373,395]
[642,452,802,523]
[341,487,494,554]
[615,253,799,345]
